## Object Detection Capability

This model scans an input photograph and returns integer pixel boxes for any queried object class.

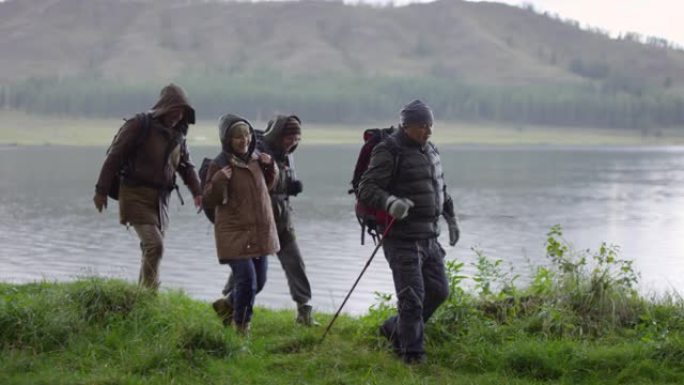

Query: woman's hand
[220,166,233,180]
[258,153,273,165]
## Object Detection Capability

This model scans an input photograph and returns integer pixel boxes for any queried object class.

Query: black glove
[287,180,303,196]
[446,216,460,246]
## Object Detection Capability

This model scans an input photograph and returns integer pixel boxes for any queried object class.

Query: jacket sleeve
[95,119,142,196]
[442,187,456,220]
[176,140,202,197]
[437,142,456,221]
[263,161,279,191]
[202,162,229,209]
[358,143,395,211]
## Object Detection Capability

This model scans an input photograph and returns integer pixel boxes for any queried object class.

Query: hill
[1,0,683,89]
[1,0,683,127]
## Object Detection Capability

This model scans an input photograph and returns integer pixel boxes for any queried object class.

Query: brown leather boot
[212,297,233,326]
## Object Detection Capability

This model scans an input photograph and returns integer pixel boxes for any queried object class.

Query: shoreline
[2,111,684,147]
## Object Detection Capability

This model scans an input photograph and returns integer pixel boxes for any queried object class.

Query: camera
[286,179,303,196]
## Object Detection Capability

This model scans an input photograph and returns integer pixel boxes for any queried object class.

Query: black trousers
[381,237,449,358]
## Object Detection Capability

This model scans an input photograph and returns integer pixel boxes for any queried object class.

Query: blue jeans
[227,256,268,325]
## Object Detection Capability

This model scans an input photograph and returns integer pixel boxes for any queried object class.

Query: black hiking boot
[296,304,320,326]
[378,323,401,356]
[234,321,251,336]
[402,353,426,365]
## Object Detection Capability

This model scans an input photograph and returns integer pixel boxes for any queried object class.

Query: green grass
[2,227,684,384]
[1,110,684,146]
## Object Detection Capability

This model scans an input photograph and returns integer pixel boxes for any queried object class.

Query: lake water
[1,145,684,314]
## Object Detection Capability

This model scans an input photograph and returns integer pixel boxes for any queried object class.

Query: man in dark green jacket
[358,100,459,364]
[215,115,318,326]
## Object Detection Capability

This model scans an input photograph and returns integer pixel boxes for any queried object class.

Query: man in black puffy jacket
[358,100,459,364]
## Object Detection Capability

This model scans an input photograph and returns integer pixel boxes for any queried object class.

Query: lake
[1,144,684,314]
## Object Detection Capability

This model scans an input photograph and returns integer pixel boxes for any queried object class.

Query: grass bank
[2,227,684,384]
[1,110,683,146]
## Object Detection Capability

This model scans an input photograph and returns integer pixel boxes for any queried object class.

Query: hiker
[93,83,202,291]
[218,115,319,326]
[358,100,460,364]
[203,114,280,333]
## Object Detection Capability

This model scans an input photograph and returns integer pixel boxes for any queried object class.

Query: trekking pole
[320,217,396,343]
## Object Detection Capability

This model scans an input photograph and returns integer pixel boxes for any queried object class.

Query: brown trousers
[133,224,165,290]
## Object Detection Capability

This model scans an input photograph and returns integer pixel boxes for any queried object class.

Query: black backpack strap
[214,151,230,168]
[383,135,402,184]
[117,112,152,177]
[134,112,151,147]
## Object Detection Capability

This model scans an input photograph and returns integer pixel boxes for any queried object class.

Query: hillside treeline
[2,74,683,128]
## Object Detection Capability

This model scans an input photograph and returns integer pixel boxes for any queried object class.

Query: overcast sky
[346,0,683,46]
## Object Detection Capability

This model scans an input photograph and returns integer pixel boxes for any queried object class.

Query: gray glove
[386,196,414,220]
[445,216,460,246]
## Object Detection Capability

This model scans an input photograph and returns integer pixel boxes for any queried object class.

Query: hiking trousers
[381,237,449,359]
[276,236,312,306]
[224,229,312,307]
[227,256,268,326]
[133,224,165,290]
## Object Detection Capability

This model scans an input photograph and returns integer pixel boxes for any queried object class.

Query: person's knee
[233,273,257,295]
[233,273,251,288]
[135,226,163,257]
[425,268,450,306]
[432,283,449,306]
[234,281,256,300]
[280,257,304,272]
[397,286,423,319]
[255,277,267,293]
[146,239,164,261]
[278,238,301,256]
[256,267,268,292]
[278,230,297,250]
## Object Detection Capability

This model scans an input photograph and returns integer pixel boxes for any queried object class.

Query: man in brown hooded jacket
[93,83,202,290]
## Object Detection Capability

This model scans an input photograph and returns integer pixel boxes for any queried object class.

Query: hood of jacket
[218,113,257,157]
[150,83,196,125]
[262,115,301,156]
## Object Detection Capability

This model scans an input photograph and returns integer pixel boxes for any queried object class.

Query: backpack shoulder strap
[131,112,152,148]
[214,151,230,168]
[382,134,402,182]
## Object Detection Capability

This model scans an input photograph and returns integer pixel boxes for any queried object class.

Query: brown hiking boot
[212,297,233,326]
[296,304,320,326]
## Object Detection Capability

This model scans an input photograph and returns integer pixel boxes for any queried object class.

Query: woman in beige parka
[202,114,279,332]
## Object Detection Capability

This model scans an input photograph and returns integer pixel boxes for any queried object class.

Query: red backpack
[349,127,399,244]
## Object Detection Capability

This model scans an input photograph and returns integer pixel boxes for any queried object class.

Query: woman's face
[230,132,251,155]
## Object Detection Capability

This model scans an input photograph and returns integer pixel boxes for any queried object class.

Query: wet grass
[1,279,683,384]
[2,228,684,384]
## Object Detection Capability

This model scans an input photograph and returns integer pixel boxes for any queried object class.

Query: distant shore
[1,110,684,147]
